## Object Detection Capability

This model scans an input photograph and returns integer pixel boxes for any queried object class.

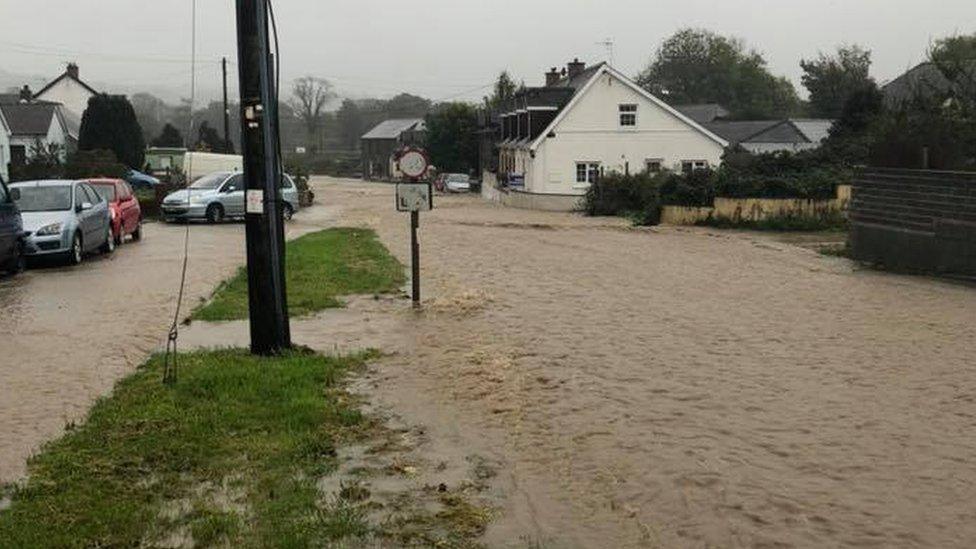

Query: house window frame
[575,161,601,186]
[645,158,664,174]
[619,104,638,128]
[681,160,709,174]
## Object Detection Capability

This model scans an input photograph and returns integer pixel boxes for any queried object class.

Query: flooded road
[293,179,975,548]
[0,203,338,484]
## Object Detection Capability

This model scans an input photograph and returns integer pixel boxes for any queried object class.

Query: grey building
[360,118,426,180]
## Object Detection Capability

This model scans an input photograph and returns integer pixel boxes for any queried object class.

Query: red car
[87,179,143,245]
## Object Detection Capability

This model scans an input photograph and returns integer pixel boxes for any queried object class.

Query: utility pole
[222,57,231,152]
[235,0,291,355]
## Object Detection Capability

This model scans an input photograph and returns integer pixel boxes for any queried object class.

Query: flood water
[310,179,976,548]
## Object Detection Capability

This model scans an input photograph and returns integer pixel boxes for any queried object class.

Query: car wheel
[283,203,294,221]
[68,232,83,266]
[3,241,25,275]
[132,222,143,241]
[101,225,115,254]
[206,203,225,224]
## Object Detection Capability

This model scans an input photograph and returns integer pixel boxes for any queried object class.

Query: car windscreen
[90,184,117,202]
[447,175,468,182]
[12,186,73,212]
[190,173,228,190]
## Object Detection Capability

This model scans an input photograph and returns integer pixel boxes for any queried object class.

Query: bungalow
[361,119,427,180]
[704,119,834,154]
[0,88,71,169]
[483,59,728,211]
[33,63,99,142]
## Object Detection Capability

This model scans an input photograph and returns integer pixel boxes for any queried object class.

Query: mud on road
[302,178,976,548]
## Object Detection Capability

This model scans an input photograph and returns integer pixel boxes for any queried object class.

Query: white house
[32,63,98,141]
[0,89,71,167]
[0,108,11,182]
[486,60,728,210]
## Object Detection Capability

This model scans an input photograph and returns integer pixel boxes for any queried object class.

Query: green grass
[0,349,380,547]
[194,228,405,322]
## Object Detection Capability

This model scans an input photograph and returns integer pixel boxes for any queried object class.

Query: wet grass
[0,348,496,547]
[0,349,381,547]
[193,228,405,322]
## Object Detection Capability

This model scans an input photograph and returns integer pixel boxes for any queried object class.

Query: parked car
[161,171,301,223]
[87,179,143,245]
[124,169,161,192]
[0,178,26,275]
[444,173,472,193]
[10,180,114,265]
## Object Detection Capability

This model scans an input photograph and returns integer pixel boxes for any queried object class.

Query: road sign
[399,148,429,179]
[396,182,433,212]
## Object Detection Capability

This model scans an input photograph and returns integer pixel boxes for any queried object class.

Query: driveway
[0,200,336,484]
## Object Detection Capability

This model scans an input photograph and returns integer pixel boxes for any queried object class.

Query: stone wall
[660,185,851,225]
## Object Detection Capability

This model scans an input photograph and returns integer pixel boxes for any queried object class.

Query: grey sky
[1,0,973,105]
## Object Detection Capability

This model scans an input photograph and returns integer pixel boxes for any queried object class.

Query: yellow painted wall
[661,185,851,225]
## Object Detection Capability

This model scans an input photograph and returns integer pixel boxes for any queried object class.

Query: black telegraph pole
[235,0,291,355]
[222,57,231,152]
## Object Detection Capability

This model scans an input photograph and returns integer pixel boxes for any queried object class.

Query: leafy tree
[195,121,229,153]
[78,94,146,169]
[801,45,874,118]
[64,149,128,179]
[928,34,976,112]
[425,102,479,173]
[289,76,336,151]
[384,93,431,119]
[484,71,517,109]
[9,140,65,182]
[152,123,184,147]
[336,99,364,149]
[636,28,800,119]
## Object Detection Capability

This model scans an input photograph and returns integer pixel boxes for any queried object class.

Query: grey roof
[704,120,781,144]
[361,118,425,140]
[676,104,731,124]
[790,119,834,144]
[881,62,976,106]
[0,102,59,136]
[547,62,607,96]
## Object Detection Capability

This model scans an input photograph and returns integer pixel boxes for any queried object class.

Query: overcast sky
[1,0,973,105]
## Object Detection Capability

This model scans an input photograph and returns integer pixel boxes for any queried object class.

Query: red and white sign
[399,148,429,179]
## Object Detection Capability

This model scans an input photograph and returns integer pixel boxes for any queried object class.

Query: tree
[484,71,517,109]
[78,94,146,169]
[636,28,800,119]
[384,93,432,118]
[425,102,479,173]
[336,99,364,150]
[195,121,229,153]
[289,76,336,150]
[64,149,128,179]
[152,123,184,147]
[9,140,65,182]
[801,45,874,118]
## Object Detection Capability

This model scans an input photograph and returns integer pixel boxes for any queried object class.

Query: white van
[183,152,243,182]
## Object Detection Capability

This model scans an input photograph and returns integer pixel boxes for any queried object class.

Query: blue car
[0,177,26,275]
[10,180,114,266]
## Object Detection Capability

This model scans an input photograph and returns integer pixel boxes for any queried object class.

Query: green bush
[659,169,716,206]
[715,150,849,200]
[580,172,662,225]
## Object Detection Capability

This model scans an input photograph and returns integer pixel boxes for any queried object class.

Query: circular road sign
[399,148,429,179]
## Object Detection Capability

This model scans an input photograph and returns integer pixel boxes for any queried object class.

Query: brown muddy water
[0,202,341,484]
[183,178,976,548]
[6,176,976,548]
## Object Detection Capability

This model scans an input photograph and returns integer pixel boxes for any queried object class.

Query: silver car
[444,173,472,193]
[161,171,300,223]
[10,180,114,265]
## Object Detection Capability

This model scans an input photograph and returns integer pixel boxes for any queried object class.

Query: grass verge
[193,228,405,322]
[0,349,494,547]
[0,349,379,547]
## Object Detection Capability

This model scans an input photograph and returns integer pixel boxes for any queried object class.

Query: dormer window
[619,104,637,127]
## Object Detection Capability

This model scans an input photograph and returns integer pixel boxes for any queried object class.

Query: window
[645,159,663,173]
[681,160,708,174]
[82,184,102,204]
[222,174,244,193]
[619,104,637,127]
[575,162,601,184]
[74,185,86,209]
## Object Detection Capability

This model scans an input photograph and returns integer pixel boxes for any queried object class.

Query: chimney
[567,58,586,79]
[66,62,79,80]
[545,67,561,87]
[19,85,32,102]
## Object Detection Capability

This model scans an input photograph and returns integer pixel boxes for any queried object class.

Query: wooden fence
[850,168,976,275]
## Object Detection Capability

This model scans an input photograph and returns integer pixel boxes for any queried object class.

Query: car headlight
[36,222,63,236]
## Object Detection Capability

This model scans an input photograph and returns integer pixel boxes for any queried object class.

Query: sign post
[395,148,432,306]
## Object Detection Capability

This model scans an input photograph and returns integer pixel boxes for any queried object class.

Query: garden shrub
[580,172,662,225]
